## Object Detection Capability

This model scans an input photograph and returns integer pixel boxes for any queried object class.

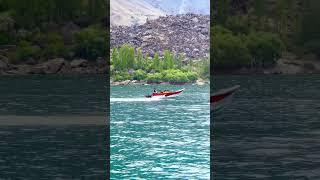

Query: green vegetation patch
[111,44,209,84]
[0,0,107,64]
[213,0,320,70]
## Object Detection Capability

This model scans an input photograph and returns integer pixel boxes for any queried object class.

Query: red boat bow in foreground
[211,85,240,111]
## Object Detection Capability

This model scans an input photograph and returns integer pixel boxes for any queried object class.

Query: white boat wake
[110,96,164,102]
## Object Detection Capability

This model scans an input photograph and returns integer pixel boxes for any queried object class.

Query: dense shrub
[42,33,68,59]
[147,73,163,83]
[0,13,14,32]
[199,59,210,79]
[43,42,68,59]
[111,46,184,73]
[31,31,46,45]
[0,0,107,65]
[245,32,284,67]
[303,40,320,57]
[4,0,105,29]
[0,32,11,45]
[114,72,131,81]
[213,32,251,69]
[11,40,40,63]
[186,71,198,82]
[225,16,250,35]
[162,69,196,83]
[298,1,320,57]
[214,0,320,61]
[74,26,107,60]
[133,69,147,81]
[172,71,189,83]
[212,25,284,69]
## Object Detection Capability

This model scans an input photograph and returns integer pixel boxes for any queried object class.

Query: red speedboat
[211,85,240,111]
[146,89,185,98]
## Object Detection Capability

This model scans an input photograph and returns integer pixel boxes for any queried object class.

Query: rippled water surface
[0,126,106,179]
[0,75,106,115]
[213,75,320,179]
[111,84,210,179]
[0,75,107,179]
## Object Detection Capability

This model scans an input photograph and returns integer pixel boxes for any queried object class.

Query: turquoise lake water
[111,84,210,179]
[0,75,107,179]
[0,75,106,116]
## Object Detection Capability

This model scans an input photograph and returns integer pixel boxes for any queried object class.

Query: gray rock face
[70,59,88,68]
[0,59,9,71]
[0,54,107,75]
[111,13,210,59]
[42,58,67,74]
[25,58,37,65]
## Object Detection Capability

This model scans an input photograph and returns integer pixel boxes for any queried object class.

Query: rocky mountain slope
[110,0,165,26]
[110,0,209,26]
[144,0,210,15]
[111,14,210,60]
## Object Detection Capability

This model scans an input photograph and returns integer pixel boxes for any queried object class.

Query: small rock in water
[196,79,205,86]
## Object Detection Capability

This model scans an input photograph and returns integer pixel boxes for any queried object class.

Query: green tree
[298,0,320,56]
[212,26,251,69]
[152,52,161,71]
[163,50,174,69]
[74,26,107,60]
[246,32,284,68]
[214,0,230,25]
[135,48,144,70]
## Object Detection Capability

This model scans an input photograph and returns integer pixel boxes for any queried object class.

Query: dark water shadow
[212,75,320,179]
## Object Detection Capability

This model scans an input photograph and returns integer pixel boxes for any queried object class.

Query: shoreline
[214,55,320,75]
[0,58,107,75]
[213,69,320,75]
[110,79,210,86]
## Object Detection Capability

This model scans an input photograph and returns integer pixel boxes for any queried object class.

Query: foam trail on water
[111,96,164,102]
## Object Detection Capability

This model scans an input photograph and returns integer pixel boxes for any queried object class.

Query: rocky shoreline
[2,53,318,76]
[215,54,320,75]
[110,79,209,86]
[0,58,107,75]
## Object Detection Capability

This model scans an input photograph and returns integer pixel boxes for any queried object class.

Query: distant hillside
[111,14,209,60]
[110,0,210,26]
[110,0,165,26]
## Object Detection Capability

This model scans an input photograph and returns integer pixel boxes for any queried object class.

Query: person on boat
[153,88,157,93]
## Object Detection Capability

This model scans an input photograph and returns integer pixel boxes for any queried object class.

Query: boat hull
[146,89,185,98]
[211,85,240,111]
